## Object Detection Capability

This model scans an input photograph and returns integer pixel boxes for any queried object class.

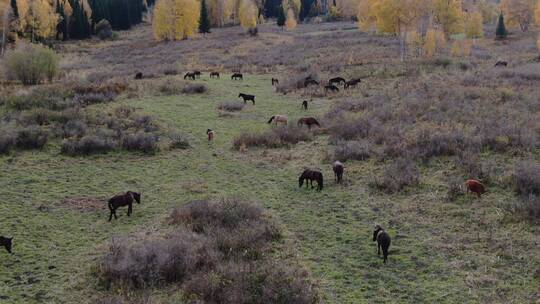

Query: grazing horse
[373,225,391,264]
[210,72,220,78]
[267,115,288,125]
[344,78,361,89]
[231,73,243,80]
[193,71,201,78]
[108,191,141,221]
[272,78,279,86]
[0,236,13,254]
[297,117,321,129]
[302,100,308,110]
[325,84,339,93]
[299,169,324,191]
[333,161,344,184]
[207,129,215,141]
[329,77,346,86]
[304,79,319,87]
[494,60,508,67]
[134,72,143,80]
[184,72,196,80]
[238,93,255,104]
[464,179,486,198]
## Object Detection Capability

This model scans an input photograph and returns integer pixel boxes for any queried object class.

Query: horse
[299,169,324,191]
[184,72,196,80]
[304,79,319,87]
[464,179,486,198]
[193,71,201,78]
[108,191,141,221]
[231,73,243,80]
[297,117,321,129]
[267,115,288,125]
[494,60,508,67]
[344,78,361,89]
[325,84,339,93]
[329,77,346,86]
[333,161,344,184]
[302,100,308,110]
[238,93,255,104]
[210,72,220,78]
[207,129,215,141]
[134,72,143,80]
[272,78,279,86]
[0,236,13,254]
[373,225,391,264]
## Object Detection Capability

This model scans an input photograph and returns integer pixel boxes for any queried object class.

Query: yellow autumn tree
[450,39,461,57]
[26,0,59,41]
[356,0,375,31]
[336,0,359,19]
[406,30,423,57]
[153,0,200,41]
[477,0,498,24]
[238,0,257,31]
[423,28,437,57]
[465,10,484,38]
[500,0,536,31]
[535,0,540,25]
[285,8,297,29]
[432,0,464,35]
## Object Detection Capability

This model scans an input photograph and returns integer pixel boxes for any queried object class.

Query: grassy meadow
[0,22,539,303]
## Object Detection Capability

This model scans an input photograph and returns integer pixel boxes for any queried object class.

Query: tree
[496,12,507,39]
[26,0,60,41]
[465,10,484,38]
[153,0,200,41]
[239,0,256,32]
[276,4,285,27]
[432,0,464,36]
[500,0,536,32]
[199,0,211,33]
[95,18,112,39]
[535,0,540,25]
[285,7,296,29]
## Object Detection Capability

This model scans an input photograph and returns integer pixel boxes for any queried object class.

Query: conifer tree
[496,13,507,39]
[199,0,211,33]
[276,4,285,27]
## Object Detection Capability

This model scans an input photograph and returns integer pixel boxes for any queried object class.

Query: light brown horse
[267,115,288,126]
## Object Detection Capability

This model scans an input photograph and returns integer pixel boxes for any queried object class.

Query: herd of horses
[0,73,489,266]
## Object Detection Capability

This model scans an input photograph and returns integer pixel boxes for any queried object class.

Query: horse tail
[268,116,275,124]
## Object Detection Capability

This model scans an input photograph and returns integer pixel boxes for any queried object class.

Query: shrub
[0,130,17,154]
[4,43,59,85]
[61,135,117,155]
[182,83,208,94]
[334,140,373,161]
[233,126,312,150]
[217,101,245,112]
[95,19,113,40]
[514,160,540,197]
[276,70,320,94]
[511,197,540,221]
[371,158,420,193]
[61,120,88,138]
[169,132,190,149]
[158,79,184,95]
[3,86,74,111]
[15,126,48,149]
[121,132,159,154]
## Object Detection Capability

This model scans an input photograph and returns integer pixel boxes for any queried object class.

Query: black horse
[134,72,143,80]
[373,225,391,264]
[329,77,346,86]
[108,191,141,221]
[272,78,279,86]
[0,236,13,254]
[299,169,323,191]
[231,73,243,80]
[210,72,220,78]
[344,78,361,89]
[239,93,255,104]
[184,72,196,80]
[325,84,339,93]
[302,100,308,110]
[333,161,344,184]
[304,79,319,87]
[494,60,508,67]
[193,71,201,78]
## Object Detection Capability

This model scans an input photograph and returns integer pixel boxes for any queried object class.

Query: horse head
[130,192,141,204]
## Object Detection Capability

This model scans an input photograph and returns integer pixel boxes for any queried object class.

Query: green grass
[0,75,538,303]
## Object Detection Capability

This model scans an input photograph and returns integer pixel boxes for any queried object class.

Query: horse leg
[127,203,132,216]
[113,209,118,220]
[108,209,113,221]
[378,243,381,255]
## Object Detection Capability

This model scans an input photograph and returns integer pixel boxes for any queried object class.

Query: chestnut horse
[297,117,321,129]
[464,179,486,198]
[267,115,288,125]
[299,169,323,191]
[108,191,141,221]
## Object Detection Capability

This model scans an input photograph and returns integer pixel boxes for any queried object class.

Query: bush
[2,86,74,111]
[169,132,190,149]
[371,158,420,193]
[15,126,48,149]
[0,130,16,154]
[158,79,184,95]
[4,43,59,85]
[61,120,88,138]
[217,101,245,112]
[233,126,312,150]
[95,19,113,40]
[276,70,320,94]
[121,132,159,154]
[334,140,373,161]
[182,83,208,94]
[514,160,540,197]
[61,135,117,155]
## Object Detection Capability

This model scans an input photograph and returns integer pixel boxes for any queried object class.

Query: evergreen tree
[264,0,280,18]
[199,0,211,34]
[299,0,316,21]
[277,5,285,28]
[496,13,507,39]
[10,0,18,18]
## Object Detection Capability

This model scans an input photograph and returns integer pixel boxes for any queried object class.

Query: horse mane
[267,116,275,123]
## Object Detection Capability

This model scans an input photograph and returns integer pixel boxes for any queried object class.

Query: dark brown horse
[231,73,243,80]
[134,72,143,80]
[239,93,255,104]
[272,78,279,86]
[325,84,339,93]
[299,169,323,191]
[184,72,196,80]
[0,236,13,254]
[333,160,344,184]
[297,117,321,129]
[373,225,391,263]
[108,191,141,221]
[302,100,308,110]
[207,129,215,141]
[193,71,201,78]
[304,79,319,87]
[329,77,346,86]
[210,72,220,78]
[344,78,361,89]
